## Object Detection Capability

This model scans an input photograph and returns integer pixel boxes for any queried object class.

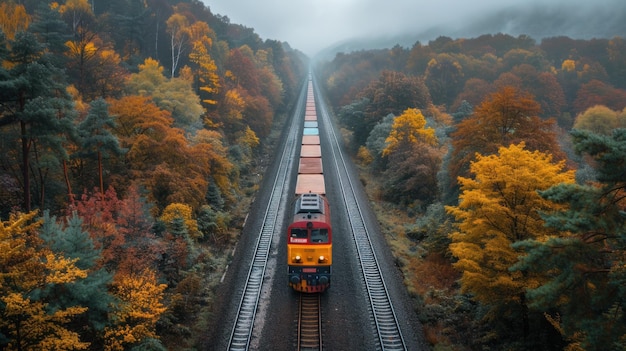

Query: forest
[0,1,307,350]
[316,34,626,349]
[1,0,626,350]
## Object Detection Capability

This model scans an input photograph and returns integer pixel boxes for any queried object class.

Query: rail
[314,78,407,351]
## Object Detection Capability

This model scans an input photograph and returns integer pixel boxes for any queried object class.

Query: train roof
[296,174,325,195]
[299,157,323,174]
[295,193,324,213]
[302,135,320,145]
[300,144,321,157]
[303,128,318,135]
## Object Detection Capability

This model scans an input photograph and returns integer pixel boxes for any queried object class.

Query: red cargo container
[299,158,323,174]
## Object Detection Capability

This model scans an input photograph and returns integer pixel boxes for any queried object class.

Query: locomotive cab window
[310,228,329,243]
[291,228,308,239]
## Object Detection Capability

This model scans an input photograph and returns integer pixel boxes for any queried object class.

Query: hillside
[317,1,626,59]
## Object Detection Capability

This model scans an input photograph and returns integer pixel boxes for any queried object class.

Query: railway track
[226,81,306,351]
[314,80,407,350]
[297,293,323,351]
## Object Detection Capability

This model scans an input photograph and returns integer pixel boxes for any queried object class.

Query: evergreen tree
[0,31,76,211]
[78,98,124,195]
[205,178,225,211]
[39,211,114,343]
[28,3,70,68]
[512,128,626,350]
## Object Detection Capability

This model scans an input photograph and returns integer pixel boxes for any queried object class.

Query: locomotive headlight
[318,255,325,262]
[294,255,302,263]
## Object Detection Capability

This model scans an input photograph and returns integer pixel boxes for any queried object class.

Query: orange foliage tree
[449,86,564,187]
[108,95,209,210]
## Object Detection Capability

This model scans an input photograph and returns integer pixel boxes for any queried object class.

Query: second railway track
[314,80,408,350]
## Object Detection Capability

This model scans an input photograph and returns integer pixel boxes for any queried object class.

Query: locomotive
[287,78,332,293]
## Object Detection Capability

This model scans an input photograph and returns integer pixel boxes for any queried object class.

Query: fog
[202,0,625,56]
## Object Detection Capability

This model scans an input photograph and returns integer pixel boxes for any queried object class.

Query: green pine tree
[512,128,626,350]
[78,98,124,195]
[39,211,115,338]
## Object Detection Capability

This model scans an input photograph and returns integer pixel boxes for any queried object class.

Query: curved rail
[314,78,407,350]
[227,81,307,351]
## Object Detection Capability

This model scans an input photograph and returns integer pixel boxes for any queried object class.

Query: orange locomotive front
[287,193,332,293]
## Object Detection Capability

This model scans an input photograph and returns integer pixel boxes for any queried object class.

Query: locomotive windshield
[291,228,308,239]
[311,228,329,243]
[290,227,329,243]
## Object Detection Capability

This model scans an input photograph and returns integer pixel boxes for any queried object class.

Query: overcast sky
[201,0,623,56]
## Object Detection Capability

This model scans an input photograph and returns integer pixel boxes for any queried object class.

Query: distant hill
[316,1,626,60]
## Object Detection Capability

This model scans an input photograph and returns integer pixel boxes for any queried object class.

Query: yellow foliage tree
[187,21,220,106]
[446,143,575,337]
[0,3,30,40]
[382,108,436,156]
[160,203,200,239]
[0,211,89,351]
[237,125,260,150]
[104,269,167,351]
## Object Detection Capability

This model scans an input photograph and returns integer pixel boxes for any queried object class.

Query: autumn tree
[254,49,284,109]
[353,70,432,146]
[447,143,575,346]
[61,0,126,100]
[0,211,90,350]
[573,79,626,114]
[166,13,189,77]
[160,203,200,240]
[512,129,626,350]
[378,108,441,204]
[382,108,437,156]
[108,95,211,210]
[573,105,626,135]
[187,21,220,107]
[424,53,464,106]
[104,269,167,351]
[452,78,494,113]
[449,86,564,188]
[73,184,161,276]
[0,3,30,40]
[125,58,204,130]
[73,186,124,272]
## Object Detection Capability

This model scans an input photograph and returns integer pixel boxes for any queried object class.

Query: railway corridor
[216,74,426,351]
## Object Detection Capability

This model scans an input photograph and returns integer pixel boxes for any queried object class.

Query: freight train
[287,77,332,293]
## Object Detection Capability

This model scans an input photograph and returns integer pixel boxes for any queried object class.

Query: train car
[288,78,332,293]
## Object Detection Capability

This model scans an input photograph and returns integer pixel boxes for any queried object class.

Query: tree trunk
[21,120,30,212]
[63,159,74,204]
[98,150,104,195]
[521,292,530,339]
